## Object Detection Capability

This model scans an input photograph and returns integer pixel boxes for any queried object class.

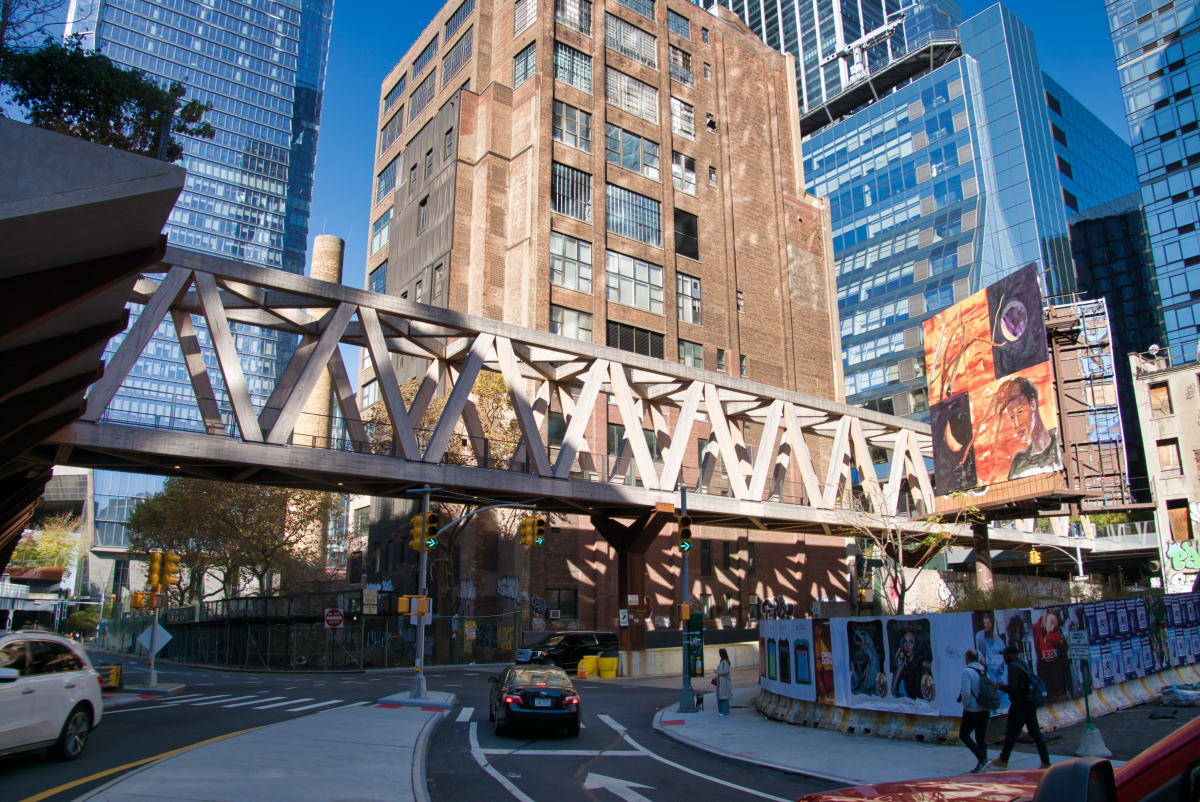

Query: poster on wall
[1031,605,1088,702]
[971,610,1011,711]
[832,616,941,715]
[813,618,837,705]
[758,619,816,703]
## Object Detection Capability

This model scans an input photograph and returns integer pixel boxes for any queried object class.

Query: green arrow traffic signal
[534,535,545,546]
[679,540,693,553]
[425,536,439,549]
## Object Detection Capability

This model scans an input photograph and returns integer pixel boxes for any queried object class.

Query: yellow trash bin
[579,655,599,677]
[597,656,618,678]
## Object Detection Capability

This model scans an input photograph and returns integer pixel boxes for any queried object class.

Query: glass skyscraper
[1105,0,1200,360]
[63,0,334,599]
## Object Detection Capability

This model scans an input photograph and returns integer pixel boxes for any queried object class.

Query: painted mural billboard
[923,264,1063,503]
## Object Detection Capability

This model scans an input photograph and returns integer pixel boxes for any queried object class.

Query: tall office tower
[62,0,335,603]
[803,5,1138,420]
[357,0,850,629]
[1105,0,1200,360]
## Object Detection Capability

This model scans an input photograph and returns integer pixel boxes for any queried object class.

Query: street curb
[412,708,444,802]
[651,703,863,787]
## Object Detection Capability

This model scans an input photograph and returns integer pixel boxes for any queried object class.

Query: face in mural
[1004,395,1035,445]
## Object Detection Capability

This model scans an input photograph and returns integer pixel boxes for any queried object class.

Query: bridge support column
[591,503,674,654]
[973,522,993,591]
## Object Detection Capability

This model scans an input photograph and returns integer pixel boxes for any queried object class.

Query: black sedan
[488,665,581,737]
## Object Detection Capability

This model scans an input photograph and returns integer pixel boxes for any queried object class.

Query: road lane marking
[597,714,626,734]
[254,697,313,709]
[285,699,343,711]
[469,723,536,802]
[480,749,643,756]
[161,695,233,706]
[224,696,286,707]
[153,693,206,702]
[456,707,475,722]
[321,701,372,711]
[15,726,262,802]
[192,695,259,706]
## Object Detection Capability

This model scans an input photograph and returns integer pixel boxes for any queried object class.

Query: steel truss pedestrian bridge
[26,248,938,536]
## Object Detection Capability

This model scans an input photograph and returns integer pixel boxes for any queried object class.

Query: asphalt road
[426,669,839,802]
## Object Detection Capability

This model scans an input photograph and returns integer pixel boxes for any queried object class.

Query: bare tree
[0,0,83,57]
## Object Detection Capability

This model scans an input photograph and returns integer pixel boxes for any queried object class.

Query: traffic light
[409,514,424,551]
[533,516,546,546]
[163,553,181,586]
[675,513,693,553]
[131,592,145,610]
[424,511,440,549]
[518,516,534,547]
[1029,549,1042,565]
[147,552,162,587]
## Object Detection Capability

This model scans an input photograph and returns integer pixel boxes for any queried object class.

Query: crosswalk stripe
[161,695,233,706]
[254,697,313,709]
[224,696,286,707]
[193,695,260,706]
[320,701,371,712]
[456,707,474,722]
[285,699,343,711]
[156,694,206,702]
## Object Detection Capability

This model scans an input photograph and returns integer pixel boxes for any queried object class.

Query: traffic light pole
[411,486,432,700]
[679,486,696,713]
[149,602,159,687]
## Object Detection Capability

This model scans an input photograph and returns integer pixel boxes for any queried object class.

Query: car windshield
[511,669,570,686]
[538,636,566,647]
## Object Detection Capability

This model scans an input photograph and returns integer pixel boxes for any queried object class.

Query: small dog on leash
[695,692,705,710]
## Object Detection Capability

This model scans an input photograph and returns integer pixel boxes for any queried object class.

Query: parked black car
[488,665,581,737]
[514,631,618,671]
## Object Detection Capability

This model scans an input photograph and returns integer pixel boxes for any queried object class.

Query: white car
[0,631,103,761]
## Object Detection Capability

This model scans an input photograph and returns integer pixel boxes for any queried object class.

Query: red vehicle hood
[797,771,1043,802]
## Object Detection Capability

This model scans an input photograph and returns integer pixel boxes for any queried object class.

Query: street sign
[324,608,344,629]
[627,594,639,606]
[619,609,629,627]
[465,620,476,640]
[362,589,378,616]
[1068,630,1090,660]
[136,623,172,655]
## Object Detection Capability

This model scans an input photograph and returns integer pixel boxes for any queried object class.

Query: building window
[514,0,537,35]
[677,272,701,324]
[555,0,592,35]
[674,208,699,260]
[554,101,592,151]
[1150,383,1173,417]
[747,541,754,572]
[1168,498,1195,541]
[376,157,398,203]
[605,124,659,179]
[379,109,403,154]
[736,290,744,312]
[415,279,425,303]
[669,45,692,86]
[605,68,659,123]
[412,35,440,79]
[670,97,695,139]
[409,163,418,193]
[708,165,716,186]
[667,8,690,38]
[716,348,726,372]
[409,71,436,122]
[369,261,388,294]
[1051,123,1067,146]
[1045,90,1062,115]
[1159,438,1182,474]
[361,379,380,408]
[418,197,429,231]
[1056,155,1073,180]
[606,320,664,358]
[546,589,578,617]
[679,339,703,368]
[442,26,473,87]
[446,0,475,38]
[722,541,732,570]
[384,75,407,113]
[700,541,712,576]
[606,184,661,246]
[1062,188,1078,211]
[739,354,747,377]
[425,149,434,177]
[513,41,536,88]
[672,151,696,195]
[605,13,657,69]
[445,127,455,158]
[552,162,593,222]
[554,41,593,92]
[550,304,594,341]
[615,0,654,21]
[703,62,711,80]
[550,231,593,293]
[606,251,664,313]
[433,264,443,298]
[701,26,708,43]
[371,208,392,254]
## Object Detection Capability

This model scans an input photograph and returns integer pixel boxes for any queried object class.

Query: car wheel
[488,700,495,722]
[49,704,91,762]
[494,716,507,737]
[567,718,580,738]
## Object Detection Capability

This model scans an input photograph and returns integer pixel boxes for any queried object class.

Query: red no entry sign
[324,608,344,629]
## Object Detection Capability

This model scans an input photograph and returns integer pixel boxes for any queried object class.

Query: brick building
[355,0,853,640]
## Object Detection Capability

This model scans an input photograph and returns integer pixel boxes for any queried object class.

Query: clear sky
[306,0,1131,297]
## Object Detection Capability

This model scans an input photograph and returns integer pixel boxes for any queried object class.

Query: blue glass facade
[1106,0,1200,359]
[804,5,1138,417]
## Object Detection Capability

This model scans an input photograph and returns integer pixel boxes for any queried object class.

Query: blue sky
[310,0,1128,295]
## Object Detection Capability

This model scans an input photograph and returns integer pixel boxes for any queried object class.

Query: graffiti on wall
[497,576,520,600]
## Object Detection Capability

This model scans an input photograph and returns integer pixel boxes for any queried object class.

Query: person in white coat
[715,648,732,716]
[959,648,991,774]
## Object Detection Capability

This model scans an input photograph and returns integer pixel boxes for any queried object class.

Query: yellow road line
[17,726,262,802]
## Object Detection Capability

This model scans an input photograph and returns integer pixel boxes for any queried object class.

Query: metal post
[679,486,696,713]
[149,604,159,687]
[411,486,431,700]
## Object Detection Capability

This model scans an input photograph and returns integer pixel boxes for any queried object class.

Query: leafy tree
[66,606,100,636]
[1,37,213,162]
[12,512,81,568]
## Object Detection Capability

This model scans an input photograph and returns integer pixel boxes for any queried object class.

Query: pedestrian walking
[958,648,992,774]
[715,648,732,716]
[991,645,1051,770]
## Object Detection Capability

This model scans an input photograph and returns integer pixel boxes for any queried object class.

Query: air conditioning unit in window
[548,610,561,620]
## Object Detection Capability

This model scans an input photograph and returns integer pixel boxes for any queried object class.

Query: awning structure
[0,118,184,573]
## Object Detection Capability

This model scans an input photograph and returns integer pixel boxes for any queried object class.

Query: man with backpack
[991,644,1051,770]
[959,648,998,773]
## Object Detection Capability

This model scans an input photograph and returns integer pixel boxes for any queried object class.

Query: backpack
[1011,661,1048,707]
[972,666,1002,711]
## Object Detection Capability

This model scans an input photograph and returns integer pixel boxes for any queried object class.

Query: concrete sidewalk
[75,704,446,802]
[654,684,1081,787]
